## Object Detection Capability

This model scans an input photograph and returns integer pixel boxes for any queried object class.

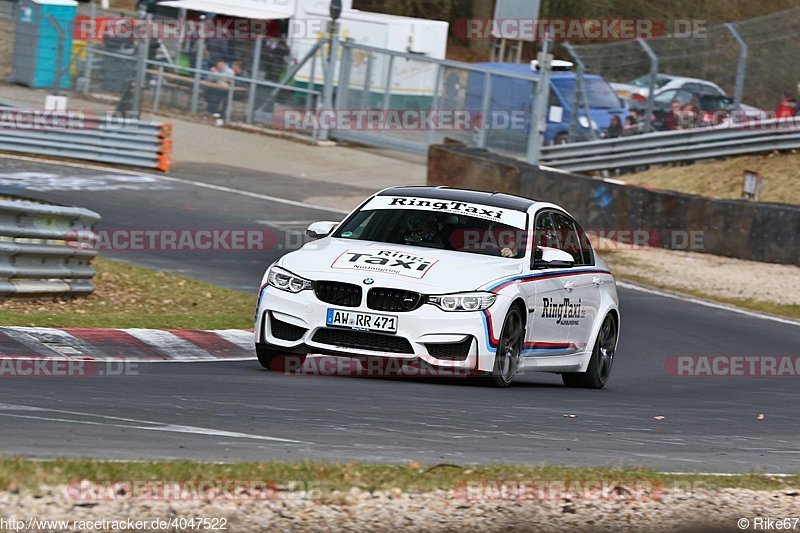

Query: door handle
[563,281,575,291]
[592,276,602,286]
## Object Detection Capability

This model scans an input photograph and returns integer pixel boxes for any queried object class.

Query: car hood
[279,238,524,292]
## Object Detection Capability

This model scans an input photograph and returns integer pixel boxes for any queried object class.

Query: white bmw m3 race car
[255,186,620,388]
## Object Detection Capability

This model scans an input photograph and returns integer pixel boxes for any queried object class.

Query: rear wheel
[562,314,617,389]
[553,133,569,145]
[256,346,306,372]
[481,307,524,388]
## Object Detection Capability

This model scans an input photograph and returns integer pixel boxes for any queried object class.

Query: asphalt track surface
[0,156,799,473]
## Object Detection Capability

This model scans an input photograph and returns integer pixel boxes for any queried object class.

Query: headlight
[267,266,313,293]
[578,116,599,130]
[427,292,496,312]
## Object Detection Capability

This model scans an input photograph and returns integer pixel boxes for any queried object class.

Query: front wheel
[256,346,306,372]
[562,314,617,389]
[480,307,524,388]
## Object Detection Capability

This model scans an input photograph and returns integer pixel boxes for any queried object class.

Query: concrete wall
[428,144,800,265]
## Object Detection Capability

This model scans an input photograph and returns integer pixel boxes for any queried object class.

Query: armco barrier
[0,109,172,171]
[539,118,800,173]
[428,144,800,265]
[0,196,101,296]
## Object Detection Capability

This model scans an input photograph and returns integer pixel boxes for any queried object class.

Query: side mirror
[533,246,574,269]
[306,221,338,239]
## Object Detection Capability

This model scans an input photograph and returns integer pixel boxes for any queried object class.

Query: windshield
[629,75,671,89]
[333,203,528,259]
[552,78,622,109]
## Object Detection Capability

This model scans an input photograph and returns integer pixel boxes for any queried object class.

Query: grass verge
[617,151,800,205]
[0,457,797,494]
[0,257,255,329]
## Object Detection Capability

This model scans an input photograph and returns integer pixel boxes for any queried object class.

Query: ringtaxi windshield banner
[362,196,528,229]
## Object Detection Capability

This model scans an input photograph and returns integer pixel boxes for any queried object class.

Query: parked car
[646,89,734,129]
[610,73,725,104]
[466,62,629,149]
[613,74,767,125]
[643,88,764,129]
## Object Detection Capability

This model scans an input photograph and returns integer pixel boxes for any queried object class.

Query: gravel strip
[595,238,800,307]
[2,486,798,532]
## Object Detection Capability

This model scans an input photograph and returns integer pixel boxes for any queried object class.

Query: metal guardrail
[0,197,101,296]
[539,118,800,173]
[0,109,173,170]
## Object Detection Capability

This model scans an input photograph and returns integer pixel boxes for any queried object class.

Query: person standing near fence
[662,99,681,130]
[776,91,797,119]
[206,60,234,116]
[606,115,623,138]
[621,115,640,136]
[264,37,290,82]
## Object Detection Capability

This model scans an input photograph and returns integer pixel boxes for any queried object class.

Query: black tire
[553,133,569,145]
[562,314,618,389]
[256,346,306,372]
[480,307,524,388]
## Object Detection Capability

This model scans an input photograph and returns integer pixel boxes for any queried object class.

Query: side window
[548,89,561,107]
[684,82,723,96]
[653,90,677,104]
[550,212,583,264]
[675,90,693,104]
[532,211,556,268]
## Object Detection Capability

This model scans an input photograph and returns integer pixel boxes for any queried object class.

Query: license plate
[326,309,398,334]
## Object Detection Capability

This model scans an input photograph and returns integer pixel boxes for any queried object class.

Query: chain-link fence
[567,8,800,113]
[333,41,546,158]
[84,44,320,130]
[1,6,321,131]
[79,14,321,128]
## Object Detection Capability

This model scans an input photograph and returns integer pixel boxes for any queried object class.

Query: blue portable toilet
[9,0,78,89]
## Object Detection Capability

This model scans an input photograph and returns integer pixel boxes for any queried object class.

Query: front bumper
[256,285,505,369]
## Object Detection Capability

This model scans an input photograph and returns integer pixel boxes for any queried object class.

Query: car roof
[471,62,602,80]
[659,74,721,86]
[377,186,536,211]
